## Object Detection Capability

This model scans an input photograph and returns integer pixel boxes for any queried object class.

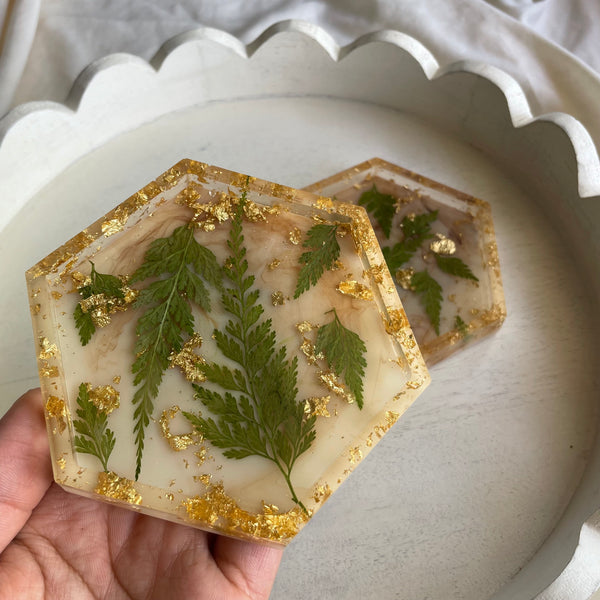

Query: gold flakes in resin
[39,364,59,378]
[182,483,308,543]
[312,483,332,504]
[429,232,456,256]
[364,263,386,285]
[271,291,285,306]
[159,405,197,452]
[95,471,142,505]
[319,371,355,405]
[383,309,410,336]
[112,375,121,385]
[396,268,415,290]
[349,446,363,464]
[336,279,373,301]
[169,333,206,383]
[45,396,67,433]
[87,384,120,414]
[289,227,302,245]
[304,396,331,418]
[102,206,130,237]
[268,258,281,270]
[38,337,58,360]
[314,196,335,210]
[77,280,138,329]
[56,456,67,470]
[243,199,279,222]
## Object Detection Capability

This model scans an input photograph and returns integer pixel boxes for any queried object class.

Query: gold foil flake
[271,291,285,306]
[78,282,138,329]
[312,484,332,504]
[56,457,67,470]
[71,271,90,288]
[304,396,331,418]
[159,405,196,452]
[32,304,41,314]
[165,493,175,502]
[385,411,400,426]
[268,259,281,270]
[485,241,500,269]
[383,309,409,335]
[87,384,120,414]
[169,333,206,383]
[406,379,424,390]
[315,196,334,210]
[396,267,415,290]
[40,364,59,378]
[364,263,386,285]
[194,447,208,466]
[95,471,142,505]
[51,291,63,300]
[195,474,212,486]
[349,446,363,464]
[45,396,67,433]
[182,483,308,543]
[300,338,323,366]
[318,371,355,404]
[243,199,279,222]
[38,337,58,360]
[289,227,302,245]
[366,411,401,444]
[296,320,316,334]
[175,182,203,209]
[430,233,456,256]
[156,165,185,191]
[101,206,130,237]
[188,193,234,231]
[336,279,374,301]
[112,375,121,385]
[30,288,41,299]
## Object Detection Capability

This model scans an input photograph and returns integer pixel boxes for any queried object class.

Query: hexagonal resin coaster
[26,160,430,545]
[305,158,506,366]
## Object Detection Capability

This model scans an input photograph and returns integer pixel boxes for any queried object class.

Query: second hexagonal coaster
[305,158,506,365]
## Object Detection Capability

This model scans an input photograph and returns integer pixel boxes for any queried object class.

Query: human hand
[0,389,283,599]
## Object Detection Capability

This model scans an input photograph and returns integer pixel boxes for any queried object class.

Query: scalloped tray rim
[1,20,599,205]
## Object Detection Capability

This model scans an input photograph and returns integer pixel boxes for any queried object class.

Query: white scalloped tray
[1,22,599,600]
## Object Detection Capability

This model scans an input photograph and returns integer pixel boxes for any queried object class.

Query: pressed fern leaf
[73,382,116,472]
[184,192,316,512]
[129,224,222,480]
[358,184,396,238]
[411,270,443,335]
[74,263,125,346]
[381,211,438,273]
[294,223,340,298]
[315,309,367,409]
[434,254,478,282]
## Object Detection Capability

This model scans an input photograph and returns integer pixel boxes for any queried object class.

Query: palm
[0,391,282,600]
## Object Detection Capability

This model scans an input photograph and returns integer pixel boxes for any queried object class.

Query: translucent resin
[305,158,506,365]
[26,160,430,546]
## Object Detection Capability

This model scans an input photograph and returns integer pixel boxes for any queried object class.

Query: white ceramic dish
[1,21,599,600]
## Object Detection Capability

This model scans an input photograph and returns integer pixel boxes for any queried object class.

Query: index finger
[0,389,52,553]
